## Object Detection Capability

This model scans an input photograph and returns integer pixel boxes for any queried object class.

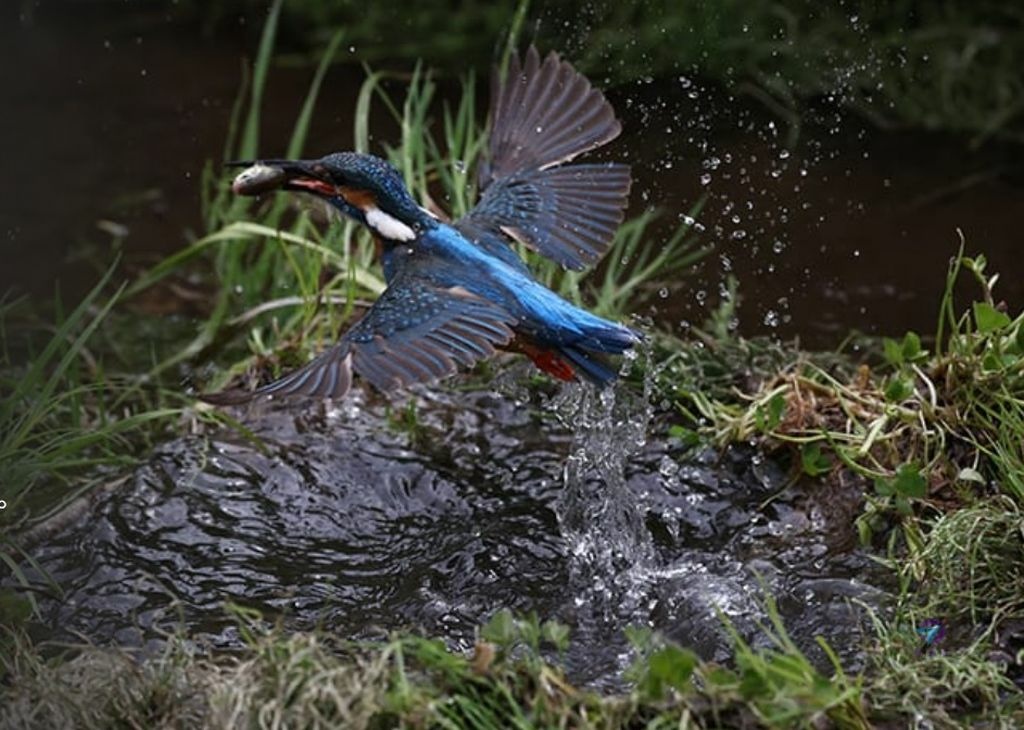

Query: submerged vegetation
[4,2,1024,728]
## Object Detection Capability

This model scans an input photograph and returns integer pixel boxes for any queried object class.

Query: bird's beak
[228,159,336,197]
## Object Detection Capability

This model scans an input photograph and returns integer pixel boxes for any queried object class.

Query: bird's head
[229,152,432,242]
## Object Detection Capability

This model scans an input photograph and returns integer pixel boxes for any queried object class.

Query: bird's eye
[310,163,331,179]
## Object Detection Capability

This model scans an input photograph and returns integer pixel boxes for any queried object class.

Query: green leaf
[882,337,903,366]
[873,477,894,497]
[738,668,770,699]
[668,424,700,446]
[481,609,516,647]
[893,463,927,499]
[855,514,873,545]
[0,589,33,627]
[624,625,654,651]
[643,645,699,698]
[901,331,922,361]
[801,443,831,477]
[541,620,570,652]
[755,392,787,432]
[518,613,541,650]
[974,301,1011,333]
[884,376,913,402]
[982,351,1002,372]
[704,666,739,688]
[1016,324,1024,352]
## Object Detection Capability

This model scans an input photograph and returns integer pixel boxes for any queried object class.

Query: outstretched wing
[201,277,515,405]
[457,46,632,271]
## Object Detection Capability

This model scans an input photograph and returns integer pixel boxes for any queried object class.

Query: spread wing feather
[457,46,631,271]
[480,46,622,185]
[201,277,515,404]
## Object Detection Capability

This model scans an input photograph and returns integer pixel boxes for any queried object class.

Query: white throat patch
[365,206,416,241]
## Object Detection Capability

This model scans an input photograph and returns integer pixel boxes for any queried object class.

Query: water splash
[552,384,654,572]
[547,338,661,626]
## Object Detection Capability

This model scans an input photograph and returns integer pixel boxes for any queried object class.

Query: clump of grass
[0,267,187,536]
[665,242,1024,542]
[904,496,1024,627]
[0,632,211,727]
[4,586,1022,727]
[847,499,1024,728]
[866,613,1023,728]
[207,616,394,728]
[627,592,869,729]
[1,602,875,729]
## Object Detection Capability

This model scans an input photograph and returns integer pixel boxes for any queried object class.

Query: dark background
[3,0,1022,344]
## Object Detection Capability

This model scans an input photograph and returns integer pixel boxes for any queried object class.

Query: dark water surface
[21,372,885,684]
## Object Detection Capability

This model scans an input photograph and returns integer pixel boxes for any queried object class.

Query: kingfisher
[203,47,638,405]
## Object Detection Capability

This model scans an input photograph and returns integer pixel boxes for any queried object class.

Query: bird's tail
[559,345,619,386]
[542,314,638,386]
[514,280,642,385]
[563,314,642,386]
[517,320,639,387]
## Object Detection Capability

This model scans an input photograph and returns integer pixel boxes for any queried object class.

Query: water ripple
[14,383,887,685]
